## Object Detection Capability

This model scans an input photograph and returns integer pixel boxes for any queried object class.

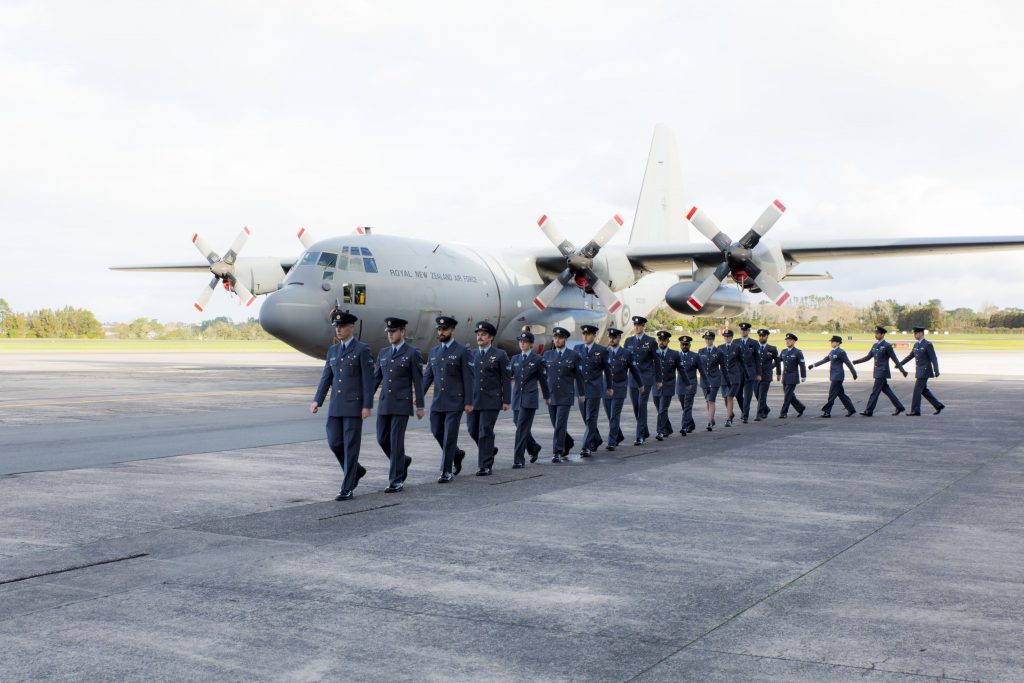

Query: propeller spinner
[192,227,256,311]
[683,200,791,312]
[532,214,624,314]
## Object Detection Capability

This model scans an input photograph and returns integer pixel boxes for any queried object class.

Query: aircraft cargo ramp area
[1,351,1022,681]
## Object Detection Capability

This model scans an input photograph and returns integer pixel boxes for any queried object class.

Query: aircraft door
[412,309,441,344]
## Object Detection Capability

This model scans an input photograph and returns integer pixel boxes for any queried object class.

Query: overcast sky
[2,1,1023,322]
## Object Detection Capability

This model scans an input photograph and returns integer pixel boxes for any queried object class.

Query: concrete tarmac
[1,351,1022,681]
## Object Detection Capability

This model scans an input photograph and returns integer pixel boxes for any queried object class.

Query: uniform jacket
[624,333,662,387]
[737,335,760,381]
[511,352,549,410]
[374,342,425,415]
[422,340,475,412]
[719,341,746,384]
[755,343,780,380]
[697,345,729,389]
[898,339,940,378]
[314,338,375,417]
[812,348,858,382]
[777,347,806,385]
[543,347,584,405]
[853,339,902,379]
[675,350,700,393]
[603,345,642,399]
[576,343,613,399]
[469,346,512,410]
[653,348,680,397]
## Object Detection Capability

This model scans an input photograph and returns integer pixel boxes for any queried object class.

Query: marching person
[373,316,425,493]
[698,330,729,431]
[675,335,700,434]
[653,330,682,440]
[753,328,779,421]
[852,325,908,417]
[624,316,662,445]
[510,331,549,467]
[777,333,807,418]
[422,315,474,483]
[736,322,760,423]
[543,327,583,462]
[897,326,945,416]
[809,335,858,417]
[310,309,374,501]
[466,321,511,476]
[602,327,642,451]
[719,329,744,426]
[576,324,612,457]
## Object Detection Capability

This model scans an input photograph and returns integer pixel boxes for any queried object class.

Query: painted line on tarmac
[0,386,315,409]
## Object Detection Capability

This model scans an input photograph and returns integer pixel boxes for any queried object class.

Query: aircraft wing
[110,258,298,273]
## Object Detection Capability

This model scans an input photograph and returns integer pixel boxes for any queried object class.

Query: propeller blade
[586,271,622,314]
[739,199,786,249]
[684,262,730,312]
[537,214,577,257]
[192,233,220,264]
[297,227,314,249]
[231,276,257,308]
[532,268,573,310]
[222,227,250,265]
[751,270,791,307]
[194,276,219,312]
[686,207,734,252]
[579,214,624,258]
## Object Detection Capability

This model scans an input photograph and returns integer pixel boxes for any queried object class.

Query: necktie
[479,349,485,362]
[391,345,397,358]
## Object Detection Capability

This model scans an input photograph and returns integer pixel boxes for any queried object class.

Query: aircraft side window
[363,257,378,273]
[342,283,353,304]
[317,252,338,268]
[322,270,334,281]
[299,251,320,266]
[341,246,349,254]
[354,284,366,305]
[348,256,365,272]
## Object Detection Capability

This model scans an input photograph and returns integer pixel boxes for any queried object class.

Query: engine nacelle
[589,248,637,291]
[665,281,746,317]
[235,257,288,295]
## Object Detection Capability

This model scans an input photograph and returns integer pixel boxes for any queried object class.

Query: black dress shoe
[551,455,563,463]
[860,411,872,417]
[892,407,905,416]
[706,423,713,431]
[686,426,694,433]
[754,416,762,422]
[934,405,944,415]
[475,467,491,476]
[384,483,403,493]
[354,465,367,489]
[605,444,616,451]
[529,452,538,463]
[492,447,498,456]
[779,414,787,419]
[846,410,856,417]
[335,490,353,501]
[403,455,412,473]
[796,408,805,417]
[820,413,831,418]
[454,449,465,475]
[679,430,686,436]
[565,436,575,451]
[907,411,921,416]
[580,449,592,457]
[655,434,663,441]
[633,439,642,446]
[741,418,748,424]
[437,473,453,483]
[512,463,525,469]
[725,419,732,427]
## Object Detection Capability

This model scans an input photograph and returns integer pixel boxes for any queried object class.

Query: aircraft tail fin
[629,124,689,246]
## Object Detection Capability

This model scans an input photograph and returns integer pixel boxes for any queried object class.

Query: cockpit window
[322,270,334,281]
[360,247,372,256]
[364,257,378,273]
[316,252,338,268]
[348,255,365,272]
[299,251,320,266]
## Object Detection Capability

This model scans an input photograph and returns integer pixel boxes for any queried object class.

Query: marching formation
[311,311,945,501]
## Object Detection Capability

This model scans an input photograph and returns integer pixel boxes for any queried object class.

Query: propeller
[532,214,624,313]
[191,227,256,312]
[683,200,791,311]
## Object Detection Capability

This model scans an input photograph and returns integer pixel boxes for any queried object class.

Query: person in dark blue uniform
[576,324,612,457]
[853,325,908,417]
[373,316,425,493]
[777,333,807,418]
[311,309,375,500]
[623,316,662,445]
[510,331,549,467]
[719,329,744,426]
[602,328,642,451]
[422,315,474,483]
[466,321,511,476]
[735,322,760,423]
[698,330,729,431]
[543,327,583,462]
[675,335,700,434]
[810,335,858,417]
[897,326,945,416]
[653,330,682,440]
[753,328,779,421]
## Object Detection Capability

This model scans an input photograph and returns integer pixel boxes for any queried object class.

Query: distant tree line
[108,317,273,340]
[0,299,104,338]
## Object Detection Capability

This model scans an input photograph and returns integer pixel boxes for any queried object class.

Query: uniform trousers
[629,385,652,440]
[912,378,943,413]
[655,394,674,435]
[865,378,904,413]
[603,396,626,446]
[580,398,602,450]
[755,380,773,418]
[822,380,855,414]
[429,410,463,475]
[376,413,410,486]
[512,408,540,465]
[548,404,572,454]
[676,385,697,431]
[326,416,364,492]
[740,376,756,419]
[780,384,805,416]
[467,409,499,469]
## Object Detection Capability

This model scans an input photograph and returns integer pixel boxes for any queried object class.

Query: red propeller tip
[245,296,256,307]
[609,301,622,313]
[686,207,698,221]
[775,292,790,306]
[613,214,624,226]
[773,199,786,212]
[297,227,305,237]
[194,303,203,312]
[686,297,703,311]
[533,297,546,311]
[243,226,251,235]
[192,233,198,243]
[537,214,548,227]
[356,226,364,234]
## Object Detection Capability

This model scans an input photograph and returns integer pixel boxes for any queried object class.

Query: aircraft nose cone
[260,286,333,358]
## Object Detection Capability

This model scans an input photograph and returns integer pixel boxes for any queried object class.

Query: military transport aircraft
[113,125,1024,359]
